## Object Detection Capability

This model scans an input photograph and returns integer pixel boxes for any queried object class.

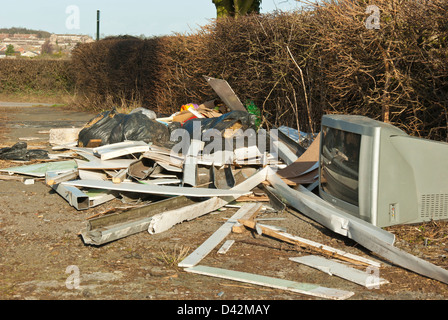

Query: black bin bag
[180,111,258,151]
[78,108,171,147]
[0,142,49,161]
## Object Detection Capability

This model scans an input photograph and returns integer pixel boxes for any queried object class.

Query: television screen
[320,126,361,207]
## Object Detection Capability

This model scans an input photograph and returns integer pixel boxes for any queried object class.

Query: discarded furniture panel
[80,196,196,245]
[93,141,150,160]
[75,151,135,170]
[0,160,77,178]
[78,169,108,181]
[61,179,250,198]
[185,265,354,300]
[178,203,263,268]
[289,255,389,289]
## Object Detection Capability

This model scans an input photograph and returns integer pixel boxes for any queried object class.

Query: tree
[212,0,262,18]
[41,40,54,55]
[5,44,15,56]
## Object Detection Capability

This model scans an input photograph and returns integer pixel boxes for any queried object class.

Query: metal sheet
[203,76,247,112]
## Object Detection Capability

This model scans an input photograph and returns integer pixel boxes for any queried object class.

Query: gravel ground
[1,104,448,309]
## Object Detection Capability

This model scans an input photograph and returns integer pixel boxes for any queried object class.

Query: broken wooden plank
[45,169,78,186]
[290,255,389,289]
[178,203,262,268]
[218,240,235,254]
[184,265,354,300]
[112,168,127,184]
[238,219,380,267]
[0,174,24,182]
[232,203,263,234]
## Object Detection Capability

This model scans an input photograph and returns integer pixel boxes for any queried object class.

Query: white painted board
[290,255,389,289]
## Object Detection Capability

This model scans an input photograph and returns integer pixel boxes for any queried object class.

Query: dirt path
[1,104,448,305]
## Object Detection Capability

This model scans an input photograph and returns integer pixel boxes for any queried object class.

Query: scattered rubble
[2,77,448,300]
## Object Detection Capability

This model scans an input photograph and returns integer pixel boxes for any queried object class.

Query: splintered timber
[177,304,271,317]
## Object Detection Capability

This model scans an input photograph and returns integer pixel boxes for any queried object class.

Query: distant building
[0,32,94,57]
[50,34,94,46]
[21,51,39,57]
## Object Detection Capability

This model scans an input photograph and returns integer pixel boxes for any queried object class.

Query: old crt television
[319,114,448,228]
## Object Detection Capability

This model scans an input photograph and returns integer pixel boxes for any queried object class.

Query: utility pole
[96,10,100,41]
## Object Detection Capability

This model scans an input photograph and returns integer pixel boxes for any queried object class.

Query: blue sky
[0,0,301,38]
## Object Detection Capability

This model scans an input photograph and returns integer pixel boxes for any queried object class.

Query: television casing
[319,114,448,228]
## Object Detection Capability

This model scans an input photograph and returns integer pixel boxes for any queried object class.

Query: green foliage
[0,27,51,38]
[5,44,15,56]
[246,100,261,129]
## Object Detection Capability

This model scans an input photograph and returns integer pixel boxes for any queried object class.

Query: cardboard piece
[276,133,321,180]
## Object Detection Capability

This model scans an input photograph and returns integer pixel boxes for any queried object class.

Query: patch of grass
[157,244,191,268]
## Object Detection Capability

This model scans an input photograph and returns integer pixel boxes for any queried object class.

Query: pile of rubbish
[1,76,448,300]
